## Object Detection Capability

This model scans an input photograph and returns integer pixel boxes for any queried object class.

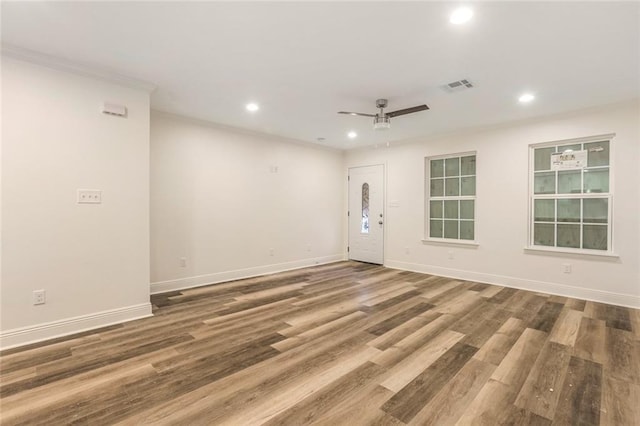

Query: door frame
[347,163,386,265]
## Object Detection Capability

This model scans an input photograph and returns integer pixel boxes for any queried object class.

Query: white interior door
[348,165,384,264]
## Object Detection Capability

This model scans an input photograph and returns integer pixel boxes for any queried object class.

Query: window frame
[527,134,615,256]
[424,151,478,245]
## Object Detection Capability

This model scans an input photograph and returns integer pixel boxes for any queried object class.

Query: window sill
[422,239,479,248]
[524,246,619,259]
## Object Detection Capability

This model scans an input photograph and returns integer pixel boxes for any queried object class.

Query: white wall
[1,58,152,348]
[1,59,635,353]
[346,100,640,308]
[150,112,344,293]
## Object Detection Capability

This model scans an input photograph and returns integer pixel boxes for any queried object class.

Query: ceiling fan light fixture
[373,115,391,130]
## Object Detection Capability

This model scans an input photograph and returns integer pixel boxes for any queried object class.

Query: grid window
[426,153,476,241]
[530,137,612,252]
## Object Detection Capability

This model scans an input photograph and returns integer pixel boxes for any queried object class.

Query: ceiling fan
[339,99,429,130]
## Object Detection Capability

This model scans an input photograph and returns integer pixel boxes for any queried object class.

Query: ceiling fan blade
[386,104,430,118]
[338,111,377,117]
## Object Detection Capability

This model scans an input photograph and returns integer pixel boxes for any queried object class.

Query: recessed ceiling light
[245,103,259,112]
[518,93,535,103]
[347,131,357,139]
[450,7,473,25]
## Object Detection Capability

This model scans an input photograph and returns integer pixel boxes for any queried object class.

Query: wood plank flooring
[1,261,639,425]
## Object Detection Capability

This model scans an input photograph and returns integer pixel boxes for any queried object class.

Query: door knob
[378,220,384,225]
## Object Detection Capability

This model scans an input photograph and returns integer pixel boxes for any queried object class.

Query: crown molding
[151,109,343,153]
[1,44,157,93]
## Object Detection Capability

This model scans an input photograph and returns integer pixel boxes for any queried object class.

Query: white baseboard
[385,259,640,309]
[150,254,346,295]
[0,303,153,351]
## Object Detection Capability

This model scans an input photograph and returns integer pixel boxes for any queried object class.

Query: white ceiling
[2,1,639,149]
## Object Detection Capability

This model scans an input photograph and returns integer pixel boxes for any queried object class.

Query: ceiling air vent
[442,79,474,93]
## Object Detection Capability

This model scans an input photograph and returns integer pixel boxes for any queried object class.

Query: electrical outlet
[33,290,46,305]
[269,248,274,256]
[179,257,187,267]
[563,263,572,274]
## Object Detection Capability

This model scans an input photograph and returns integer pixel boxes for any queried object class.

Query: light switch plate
[77,189,102,204]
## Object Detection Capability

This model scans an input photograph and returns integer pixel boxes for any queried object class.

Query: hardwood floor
[1,261,639,425]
